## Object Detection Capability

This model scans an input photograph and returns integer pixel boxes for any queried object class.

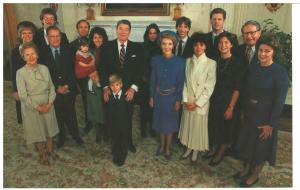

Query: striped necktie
[119,44,125,65]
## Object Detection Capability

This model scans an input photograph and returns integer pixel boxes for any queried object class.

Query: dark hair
[76,19,90,30]
[210,8,226,20]
[216,32,236,45]
[16,21,37,44]
[143,23,160,42]
[78,38,89,48]
[176,16,192,29]
[257,32,280,57]
[116,19,131,30]
[89,27,109,49]
[46,25,61,35]
[216,32,237,53]
[190,32,208,48]
[241,20,261,33]
[39,8,57,22]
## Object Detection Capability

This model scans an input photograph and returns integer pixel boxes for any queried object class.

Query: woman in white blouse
[178,32,216,163]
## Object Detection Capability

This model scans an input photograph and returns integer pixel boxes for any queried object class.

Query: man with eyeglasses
[238,20,262,65]
[40,26,84,149]
[229,20,262,158]
[36,8,69,49]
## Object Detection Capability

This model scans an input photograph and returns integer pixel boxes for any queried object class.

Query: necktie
[115,94,119,100]
[245,46,253,64]
[119,44,125,65]
[54,49,60,64]
[177,40,183,57]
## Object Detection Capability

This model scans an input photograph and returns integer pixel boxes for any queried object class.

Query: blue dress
[236,62,289,166]
[150,55,185,134]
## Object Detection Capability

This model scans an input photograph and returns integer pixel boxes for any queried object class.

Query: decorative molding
[265,3,284,13]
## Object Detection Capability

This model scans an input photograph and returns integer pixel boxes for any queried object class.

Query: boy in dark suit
[107,74,131,166]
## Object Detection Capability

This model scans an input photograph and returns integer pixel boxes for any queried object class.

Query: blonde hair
[109,74,122,85]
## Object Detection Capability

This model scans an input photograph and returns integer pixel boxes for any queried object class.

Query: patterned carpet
[3,81,292,187]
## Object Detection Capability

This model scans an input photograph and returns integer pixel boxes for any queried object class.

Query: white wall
[13,3,292,42]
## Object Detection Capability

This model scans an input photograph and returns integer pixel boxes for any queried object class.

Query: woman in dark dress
[81,26,109,137]
[234,33,289,187]
[206,32,244,166]
[139,23,161,138]
[11,21,37,124]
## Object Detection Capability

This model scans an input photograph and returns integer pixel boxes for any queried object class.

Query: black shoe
[202,152,216,160]
[208,156,224,166]
[113,159,124,167]
[56,140,65,149]
[74,137,84,145]
[239,178,259,187]
[233,172,250,182]
[129,145,136,153]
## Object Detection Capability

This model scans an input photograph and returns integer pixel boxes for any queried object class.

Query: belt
[156,87,176,96]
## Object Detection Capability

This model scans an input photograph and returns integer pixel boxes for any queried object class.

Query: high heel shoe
[208,156,224,166]
[233,172,250,182]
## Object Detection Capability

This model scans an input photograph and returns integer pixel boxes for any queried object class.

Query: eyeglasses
[242,30,259,36]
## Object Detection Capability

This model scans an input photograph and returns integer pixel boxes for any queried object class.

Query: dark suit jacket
[10,47,26,92]
[99,39,144,91]
[205,30,239,61]
[39,44,77,94]
[36,27,69,49]
[237,43,259,66]
[175,37,194,59]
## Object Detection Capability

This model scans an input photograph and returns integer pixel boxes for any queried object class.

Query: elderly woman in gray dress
[16,42,59,165]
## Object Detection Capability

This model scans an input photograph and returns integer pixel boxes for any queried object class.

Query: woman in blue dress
[149,31,185,160]
[234,33,289,187]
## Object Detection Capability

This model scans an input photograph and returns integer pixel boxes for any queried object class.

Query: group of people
[10,7,289,187]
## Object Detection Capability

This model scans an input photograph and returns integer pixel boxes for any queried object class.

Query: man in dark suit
[228,20,262,158]
[69,19,90,55]
[69,19,93,134]
[175,16,193,59]
[237,20,262,65]
[100,19,144,153]
[205,8,239,60]
[40,26,84,148]
[36,8,69,49]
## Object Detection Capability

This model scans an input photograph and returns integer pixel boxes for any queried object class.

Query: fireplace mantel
[89,20,176,42]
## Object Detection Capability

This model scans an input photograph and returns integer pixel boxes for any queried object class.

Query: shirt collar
[179,36,188,43]
[117,40,128,48]
[113,90,122,97]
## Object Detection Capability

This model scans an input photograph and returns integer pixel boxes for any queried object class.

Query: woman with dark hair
[11,21,37,124]
[80,26,108,134]
[139,23,161,138]
[178,32,216,163]
[205,32,244,166]
[234,33,288,187]
[149,31,185,160]
[83,26,109,139]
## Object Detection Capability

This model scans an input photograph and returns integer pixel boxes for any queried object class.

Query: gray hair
[241,20,261,33]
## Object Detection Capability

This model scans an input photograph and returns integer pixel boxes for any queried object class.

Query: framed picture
[101,3,170,16]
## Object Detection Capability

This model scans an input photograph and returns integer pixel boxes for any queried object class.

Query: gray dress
[16,64,59,144]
